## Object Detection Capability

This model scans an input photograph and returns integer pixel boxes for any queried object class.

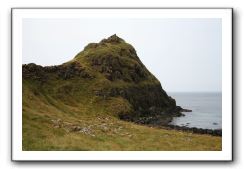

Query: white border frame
[12,8,232,161]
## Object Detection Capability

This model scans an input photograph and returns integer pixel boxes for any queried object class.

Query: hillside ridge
[23,34,184,125]
[22,34,221,151]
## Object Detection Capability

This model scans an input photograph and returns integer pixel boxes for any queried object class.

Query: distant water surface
[168,92,222,129]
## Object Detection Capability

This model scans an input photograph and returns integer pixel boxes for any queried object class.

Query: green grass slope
[22,35,221,151]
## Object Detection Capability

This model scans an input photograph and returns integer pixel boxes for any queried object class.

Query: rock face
[23,61,93,81]
[23,34,183,125]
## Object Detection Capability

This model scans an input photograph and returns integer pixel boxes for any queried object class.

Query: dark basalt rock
[55,62,93,80]
[89,53,148,82]
[100,34,125,44]
[165,124,222,136]
[181,109,192,112]
[94,83,179,118]
[23,61,93,81]
[22,63,47,82]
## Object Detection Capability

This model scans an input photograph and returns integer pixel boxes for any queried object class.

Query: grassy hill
[22,35,221,151]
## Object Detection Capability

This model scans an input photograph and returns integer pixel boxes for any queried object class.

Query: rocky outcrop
[23,61,93,82]
[81,34,184,123]
[86,37,147,83]
[23,34,184,127]
[100,34,125,44]
[94,83,180,122]
[89,54,147,82]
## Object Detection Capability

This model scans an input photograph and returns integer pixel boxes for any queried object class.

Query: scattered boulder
[50,119,95,137]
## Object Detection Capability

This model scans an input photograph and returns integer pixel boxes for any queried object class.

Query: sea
[168,92,222,129]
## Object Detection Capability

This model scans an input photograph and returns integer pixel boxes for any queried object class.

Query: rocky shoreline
[163,108,222,137]
[124,108,222,137]
[163,124,222,136]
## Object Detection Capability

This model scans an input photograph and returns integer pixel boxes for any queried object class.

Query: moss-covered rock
[23,34,183,126]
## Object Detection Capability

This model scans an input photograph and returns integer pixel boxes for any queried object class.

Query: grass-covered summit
[23,34,181,124]
[22,34,221,150]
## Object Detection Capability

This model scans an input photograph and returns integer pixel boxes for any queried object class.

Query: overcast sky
[22,18,222,92]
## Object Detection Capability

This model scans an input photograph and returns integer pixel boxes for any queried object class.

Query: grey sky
[23,18,222,92]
